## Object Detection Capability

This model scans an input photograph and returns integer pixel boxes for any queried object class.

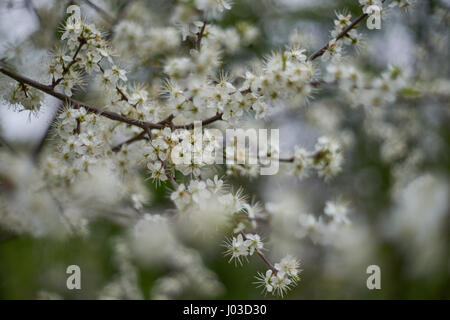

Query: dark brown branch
[163,162,179,188]
[116,86,129,102]
[269,150,324,163]
[279,157,294,162]
[74,117,81,134]
[196,18,208,50]
[308,14,368,61]
[0,68,226,151]
[173,112,223,130]
[109,112,224,152]
[52,39,86,88]
[112,131,147,152]
[158,114,175,126]
[255,248,276,272]
[0,67,162,129]
[97,62,131,104]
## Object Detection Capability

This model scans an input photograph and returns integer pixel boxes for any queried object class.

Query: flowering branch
[241,233,276,272]
[145,126,179,188]
[196,18,208,50]
[308,0,387,61]
[32,0,136,159]
[0,67,153,128]
[0,67,227,134]
[112,131,147,152]
[51,39,86,88]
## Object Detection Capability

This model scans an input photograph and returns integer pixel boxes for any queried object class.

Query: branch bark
[0,67,162,129]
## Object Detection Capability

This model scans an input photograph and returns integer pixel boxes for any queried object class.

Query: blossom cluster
[145,127,222,179]
[7,82,43,113]
[255,255,301,297]
[245,47,317,108]
[325,63,407,108]
[289,136,343,181]
[296,200,351,245]
[225,233,263,264]
[225,233,301,296]
[112,1,256,68]
[322,11,364,62]
[171,175,267,239]
[47,7,127,98]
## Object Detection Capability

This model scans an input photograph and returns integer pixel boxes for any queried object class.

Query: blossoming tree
[1,0,448,299]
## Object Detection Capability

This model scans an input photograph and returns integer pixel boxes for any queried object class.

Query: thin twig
[97,62,134,108]
[52,39,86,88]
[112,131,147,152]
[241,233,276,272]
[32,0,137,159]
[0,68,226,137]
[0,68,159,129]
[173,112,223,130]
[162,162,179,188]
[29,3,85,159]
[196,18,207,50]
[158,114,175,126]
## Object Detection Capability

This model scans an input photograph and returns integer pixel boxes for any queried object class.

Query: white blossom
[324,200,350,225]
